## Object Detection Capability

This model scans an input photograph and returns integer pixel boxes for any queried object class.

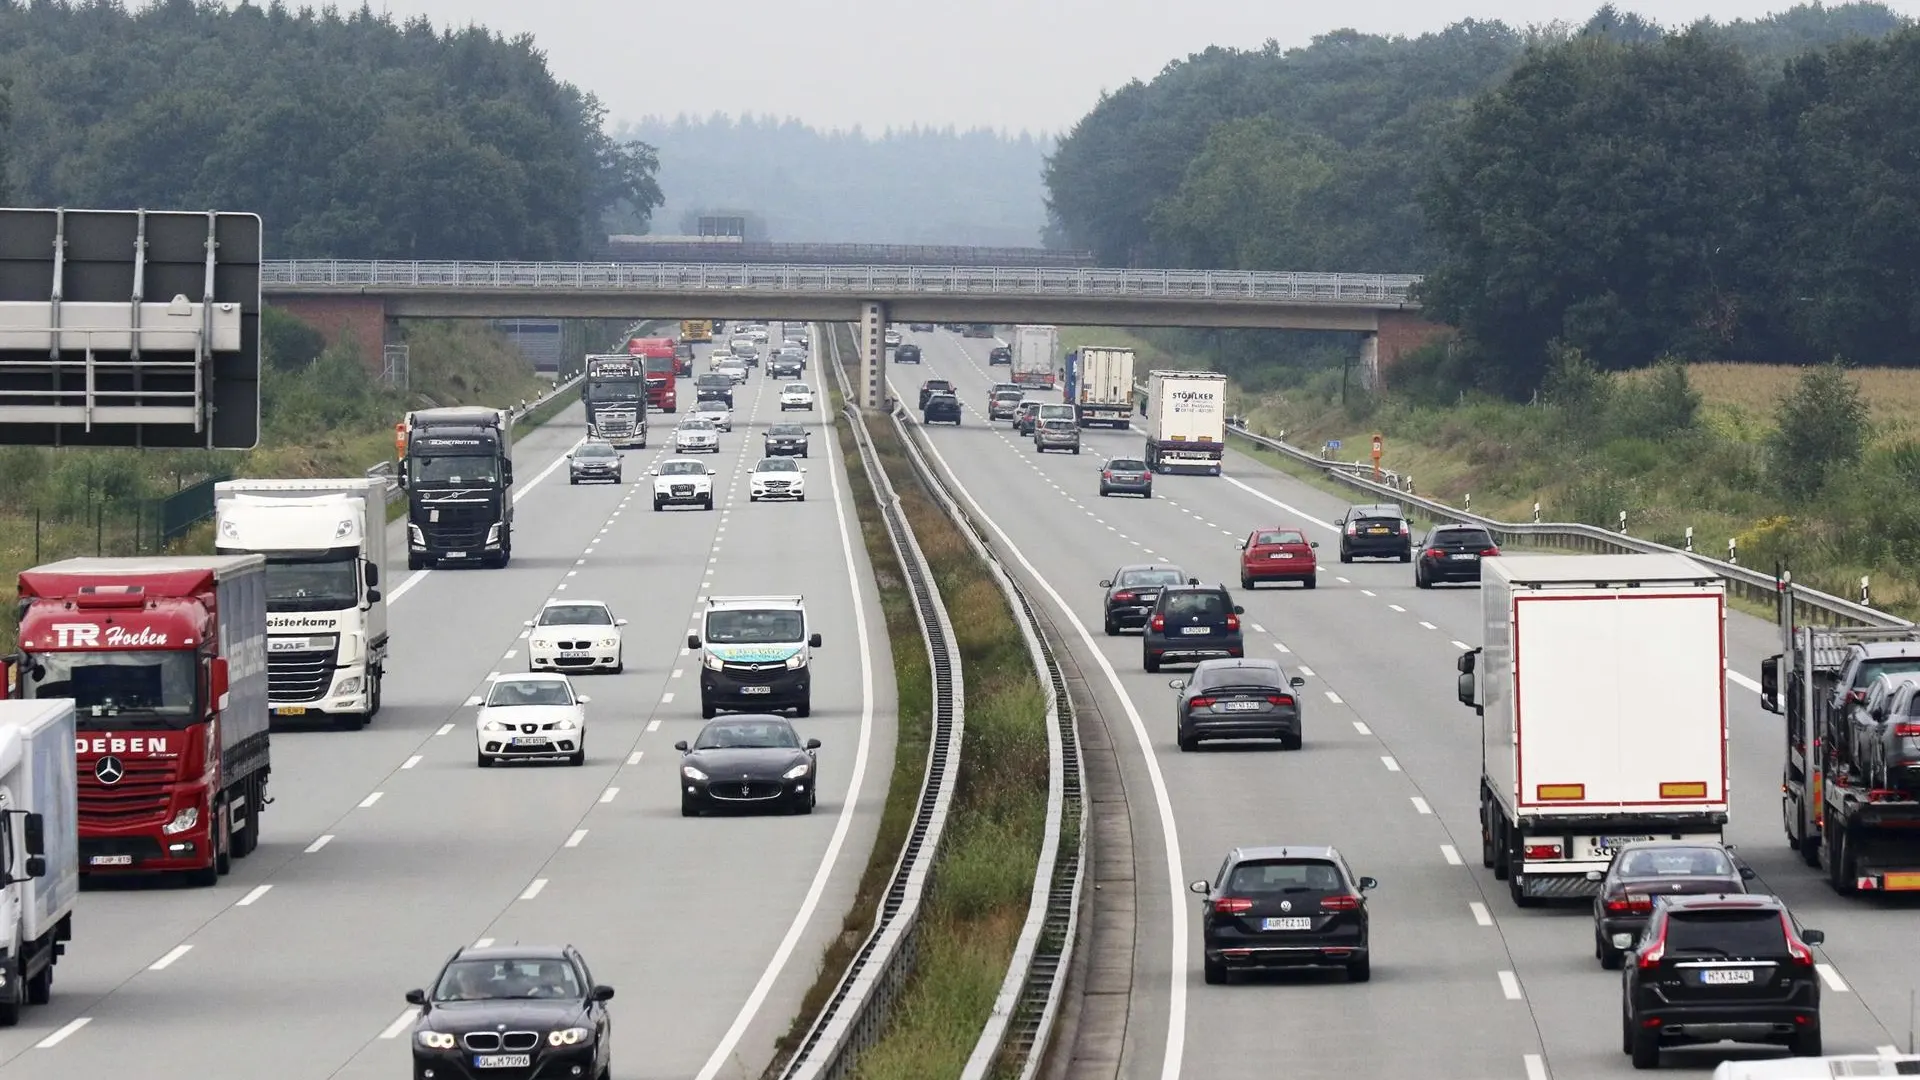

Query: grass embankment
[822,325,1049,1080]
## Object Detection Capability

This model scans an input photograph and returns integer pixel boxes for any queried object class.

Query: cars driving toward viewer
[1141,583,1244,671]
[763,423,810,458]
[1190,846,1377,984]
[1101,564,1193,636]
[690,398,733,431]
[883,328,902,348]
[567,441,622,485]
[475,673,589,767]
[524,600,627,674]
[1591,840,1754,970]
[406,945,615,1080]
[675,715,821,816]
[674,418,720,454]
[1170,658,1307,751]
[749,457,805,502]
[1239,527,1317,588]
[779,383,815,411]
[1098,457,1153,497]
[1414,524,1499,587]
[651,458,715,511]
[1336,503,1413,563]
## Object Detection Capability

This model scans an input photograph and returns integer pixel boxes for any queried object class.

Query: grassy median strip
[824,326,1049,1080]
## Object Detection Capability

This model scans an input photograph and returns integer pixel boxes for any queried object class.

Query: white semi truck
[1063,346,1135,427]
[1142,370,1227,474]
[0,699,77,1025]
[216,478,389,728]
[1011,325,1059,389]
[1456,553,1730,907]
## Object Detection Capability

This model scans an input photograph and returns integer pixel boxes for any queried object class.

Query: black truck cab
[402,407,514,570]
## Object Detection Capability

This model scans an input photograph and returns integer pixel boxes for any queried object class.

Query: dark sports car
[675,715,821,816]
[406,944,615,1080]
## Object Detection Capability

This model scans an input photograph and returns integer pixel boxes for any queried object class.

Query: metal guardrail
[262,260,1422,305]
[885,387,1086,1079]
[773,325,966,1080]
[601,240,1101,269]
[1222,419,1912,630]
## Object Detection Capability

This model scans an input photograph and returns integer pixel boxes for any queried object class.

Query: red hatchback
[1239,528,1318,589]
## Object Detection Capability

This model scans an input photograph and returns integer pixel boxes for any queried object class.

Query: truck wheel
[24,962,50,1006]
[794,701,811,718]
[0,958,18,1026]
[232,777,261,858]
[408,554,424,571]
[701,697,717,720]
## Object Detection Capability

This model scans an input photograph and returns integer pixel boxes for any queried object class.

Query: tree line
[0,0,662,261]
[1042,3,1918,395]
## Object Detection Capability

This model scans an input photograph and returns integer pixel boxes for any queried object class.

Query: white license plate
[1451,553,1478,560]
[1585,835,1657,859]
[1699,968,1756,985]
[1262,917,1312,931]
[1269,552,1293,559]
[1181,626,1211,635]
[559,651,589,658]
[1221,701,1262,711]
[445,551,467,559]
[474,1055,532,1069]
[510,736,545,745]
[89,854,133,866]
[741,685,772,694]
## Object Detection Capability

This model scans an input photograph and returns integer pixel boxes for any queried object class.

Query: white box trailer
[1063,347,1135,427]
[1142,370,1226,475]
[0,699,78,1021]
[1011,325,1059,388]
[1457,553,1729,906]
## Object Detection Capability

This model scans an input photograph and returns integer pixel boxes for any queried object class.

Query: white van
[1713,1055,1920,1079]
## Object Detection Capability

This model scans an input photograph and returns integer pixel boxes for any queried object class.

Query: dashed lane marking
[1353,721,1371,735]
[1440,844,1462,865]
[149,944,192,970]
[234,884,272,907]
[401,755,422,770]
[1411,797,1432,814]
[519,878,549,901]
[1471,902,1494,926]
[1324,690,1342,704]
[304,835,334,854]
[35,1018,91,1049]
[566,830,588,847]
[358,792,383,809]
[599,787,619,804]
[378,1010,416,1040]
[1498,971,1524,1000]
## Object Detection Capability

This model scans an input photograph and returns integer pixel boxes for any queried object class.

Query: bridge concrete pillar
[270,296,393,370]
[857,300,889,412]
[1359,333,1381,391]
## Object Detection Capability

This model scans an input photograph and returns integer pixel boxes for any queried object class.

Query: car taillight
[1103,471,1113,480]
[1603,896,1652,914]
[1188,696,1216,709]
[1637,920,1668,969]
[1425,547,1445,559]
[1524,843,1562,860]
[1481,547,1501,556]
[1112,591,1136,602]
[1321,894,1360,912]
[1896,722,1920,737]
[1225,613,1239,631]
[1783,914,1815,966]
[1344,523,1356,535]
[1213,897,1253,915]
[1150,614,1165,631]
[1267,695,1294,707]
[1399,522,1410,535]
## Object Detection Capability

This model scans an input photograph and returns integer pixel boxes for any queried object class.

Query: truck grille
[419,504,494,548]
[269,648,335,702]
[79,758,174,825]
[721,661,786,684]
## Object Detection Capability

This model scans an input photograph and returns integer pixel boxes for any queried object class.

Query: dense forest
[614,114,1052,247]
[1042,3,1918,394]
[0,0,661,260]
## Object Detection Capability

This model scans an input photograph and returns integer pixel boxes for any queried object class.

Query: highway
[0,324,897,1080]
[894,327,1920,1078]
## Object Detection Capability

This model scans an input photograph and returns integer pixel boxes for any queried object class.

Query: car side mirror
[565,453,574,460]
[1168,679,1185,690]
[1585,870,1603,881]
[405,989,427,1007]
[1188,879,1210,894]
[525,620,536,627]
[688,635,702,650]
[592,985,615,1001]
[503,463,514,484]
[673,740,689,752]
[1738,867,1756,880]
[809,633,823,648]
[1187,577,1200,586]
[23,855,44,879]
[1289,676,1305,689]
[1310,542,1319,548]
[396,472,408,489]
[1237,539,1248,549]
[1358,876,1377,891]
[615,618,628,626]
[1801,929,1825,946]
[806,738,821,749]
[1233,606,1244,615]
[577,696,591,704]
[1099,580,1112,589]
[648,469,659,476]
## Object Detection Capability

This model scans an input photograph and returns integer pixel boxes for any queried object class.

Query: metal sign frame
[0,208,262,448]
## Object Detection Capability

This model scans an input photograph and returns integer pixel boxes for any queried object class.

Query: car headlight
[596,637,617,648]
[482,720,510,732]
[548,1027,591,1046]
[786,653,804,670]
[408,524,424,543]
[783,762,811,779]
[552,718,578,731]
[704,653,724,670]
[682,765,708,781]
[417,1031,456,1049]
[162,806,200,835]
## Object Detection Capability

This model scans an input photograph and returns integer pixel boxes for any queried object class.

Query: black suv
[1142,584,1244,672]
[769,357,803,379]
[1189,845,1377,984]
[1336,503,1411,562]
[763,423,810,458]
[918,379,954,409]
[989,346,1012,365]
[1620,894,1825,1067]
[1100,564,1192,635]
[923,392,961,425]
[896,343,922,364]
[1414,524,1499,587]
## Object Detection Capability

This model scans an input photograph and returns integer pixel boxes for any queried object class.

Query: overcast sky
[352,1,1920,133]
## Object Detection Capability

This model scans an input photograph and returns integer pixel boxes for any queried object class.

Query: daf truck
[215,479,389,728]
[580,355,649,446]
[1456,553,1730,907]
[1142,371,1227,474]
[401,407,514,569]
[13,556,271,888]
[0,700,77,1026]
[1760,578,1920,894]
[1012,325,1059,388]
[1063,347,1135,427]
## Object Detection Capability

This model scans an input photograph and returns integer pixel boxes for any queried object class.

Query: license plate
[1367,527,1389,534]
[1262,917,1311,931]
[1585,835,1656,859]
[275,706,307,716]
[90,854,133,866]
[1269,552,1293,559]
[474,1055,532,1069]
[1451,553,1477,560]
[445,551,467,559]
[741,685,772,694]
[1181,626,1211,635]
[1221,701,1262,711]
[1699,968,1756,985]
[559,651,588,658]
[510,736,545,745]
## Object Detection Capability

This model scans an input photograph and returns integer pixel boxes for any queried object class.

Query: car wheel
[1282,733,1303,751]
[1202,954,1226,985]
[681,796,700,818]
[794,701,811,718]
[1599,933,1624,970]
[1178,733,1197,752]
[1346,955,1371,983]
[1400,549,1412,563]
[654,499,664,510]
[1302,576,1316,589]
[1415,566,1429,589]
[612,652,623,675]
[1103,616,1118,637]
[1240,574,1253,590]
[701,698,717,720]
[1629,1022,1661,1069]
[1789,1024,1821,1057]
[568,745,585,767]
[1338,548,1352,564]
[477,750,492,768]
[1099,486,1109,497]
[1143,650,1161,673]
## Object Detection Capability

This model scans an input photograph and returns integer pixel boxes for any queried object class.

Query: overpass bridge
[601,238,1098,267]
[263,259,1440,405]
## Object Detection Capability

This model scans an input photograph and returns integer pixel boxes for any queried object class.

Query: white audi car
[675,418,720,453]
[749,457,806,502]
[652,458,716,510]
[779,383,815,411]
[475,673,589,767]
[524,600,626,674]
[691,399,733,431]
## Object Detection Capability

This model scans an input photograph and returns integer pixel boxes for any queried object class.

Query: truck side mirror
[809,633,823,648]
[23,855,44,879]
[365,563,379,587]
[1458,671,1479,713]
[396,472,408,490]
[22,812,43,857]
[209,657,230,708]
[687,635,702,650]
[1457,650,1476,675]
[1759,655,1780,714]
[367,588,382,604]
[503,462,515,485]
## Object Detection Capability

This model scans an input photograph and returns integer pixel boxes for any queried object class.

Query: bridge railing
[261,260,1422,304]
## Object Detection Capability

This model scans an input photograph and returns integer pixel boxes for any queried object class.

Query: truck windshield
[707,610,804,644]
[587,380,641,402]
[410,454,498,485]
[24,649,197,725]
[265,552,359,611]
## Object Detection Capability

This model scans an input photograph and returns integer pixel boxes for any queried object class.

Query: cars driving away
[1170,657,1307,751]
[1141,583,1245,671]
[989,389,1023,420]
[1336,503,1413,562]
[674,715,821,816]
[406,945,615,1079]
[1190,846,1377,984]
[1414,524,1499,587]
[1238,527,1317,588]
[474,673,589,767]
[1591,840,1754,969]
[524,600,627,674]
[923,391,961,425]
[1101,564,1192,636]
[918,379,954,409]
[1099,457,1152,497]
[749,457,806,501]
[895,343,922,364]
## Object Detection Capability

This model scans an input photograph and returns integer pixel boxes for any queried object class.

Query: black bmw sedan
[407,944,614,1080]
[676,715,821,816]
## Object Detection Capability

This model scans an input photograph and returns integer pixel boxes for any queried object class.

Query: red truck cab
[629,339,678,412]
[13,556,271,886]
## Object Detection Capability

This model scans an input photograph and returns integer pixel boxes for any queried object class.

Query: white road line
[1382,756,1401,772]
[1250,624,1267,634]
[149,944,192,970]
[1335,576,1350,583]
[1325,690,1342,704]
[1523,1053,1548,1080]
[436,723,455,736]
[358,792,383,808]
[1272,642,1291,654]
[234,884,272,907]
[661,692,675,704]
[304,834,334,854]
[1728,671,1762,693]
[378,1010,417,1040]
[627,751,643,765]
[672,668,684,678]
[486,671,500,681]
[519,629,529,639]
[599,787,619,804]
[1817,963,1850,992]
[1388,604,1405,612]
[519,878,548,901]
[1297,664,1314,676]
[1360,589,1376,597]
[512,436,584,504]
[1498,970,1524,1000]
[1411,796,1432,814]
[1471,902,1494,926]
[475,937,495,948]
[462,695,480,707]
[1353,721,1371,735]
[1419,621,1436,630]
[646,721,663,734]
[387,569,430,604]
[1451,640,1471,651]
[34,1017,91,1049]
[401,755,422,770]
[1220,474,1340,531]
[566,570,577,577]
[1440,844,1462,865]
[566,829,588,847]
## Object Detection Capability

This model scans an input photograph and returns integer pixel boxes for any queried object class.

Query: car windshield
[538,604,612,627]
[1107,459,1145,470]
[433,957,581,1002]
[485,680,574,707]
[1664,910,1789,956]
[1254,530,1306,546]
[1119,568,1184,588]
[768,425,805,437]
[1616,847,1734,877]
[784,384,809,394]
[696,401,727,412]
[1352,506,1401,521]
[1199,664,1281,691]
[586,379,641,402]
[697,375,730,387]
[1228,859,1343,893]
[925,382,951,390]
[756,459,800,473]
[706,609,805,644]
[410,454,498,485]
[694,719,801,750]
[681,419,714,431]
[24,649,196,723]
[575,444,616,458]
[660,461,707,476]
[262,553,359,610]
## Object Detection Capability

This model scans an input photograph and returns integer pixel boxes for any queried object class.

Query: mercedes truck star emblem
[95,756,125,785]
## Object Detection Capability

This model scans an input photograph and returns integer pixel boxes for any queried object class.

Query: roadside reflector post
[1685,526,1694,552]
[1532,501,1541,523]
[1729,537,1738,565]
[1619,510,1628,534]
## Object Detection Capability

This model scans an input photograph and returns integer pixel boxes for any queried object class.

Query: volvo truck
[1012,325,1059,388]
[1457,553,1729,906]
[1063,347,1135,427]
[215,479,388,728]
[1142,371,1226,474]
[401,407,514,569]
[0,700,77,1026]
[13,556,271,888]
[580,355,648,446]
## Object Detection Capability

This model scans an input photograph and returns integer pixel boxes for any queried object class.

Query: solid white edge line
[148,944,192,970]
[691,325,877,1080]
[35,1017,91,1048]
[386,569,430,604]
[905,401,1188,1080]
[1728,671,1762,693]
[1219,475,1337,532]
[379,1009,417,1040]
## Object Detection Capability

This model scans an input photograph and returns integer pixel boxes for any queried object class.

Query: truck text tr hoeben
[49,623,168,647]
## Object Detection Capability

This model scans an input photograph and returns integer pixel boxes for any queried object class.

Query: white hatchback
[476,673,589,767]
[779,383,815,411]
[524,599,626,674]
[675,418,720,453]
